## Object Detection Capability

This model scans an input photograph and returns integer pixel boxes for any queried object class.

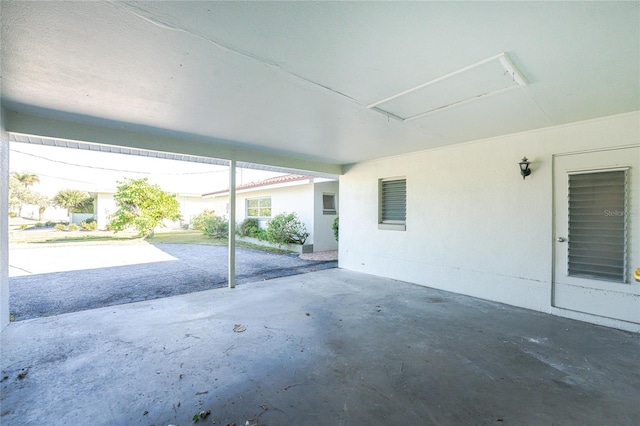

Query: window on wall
[323,193,337,215]
[246,197,271,218]
[567,170,627,283]
[379,177,406,231]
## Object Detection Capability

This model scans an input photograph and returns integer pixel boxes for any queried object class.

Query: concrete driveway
[9,241,337,320]
[2,269,638,425]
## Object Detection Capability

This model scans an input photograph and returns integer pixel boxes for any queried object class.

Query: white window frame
[378,177,406,231]
[246,196,272,219]
[322,193,337,215]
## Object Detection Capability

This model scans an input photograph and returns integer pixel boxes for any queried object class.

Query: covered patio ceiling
[1,1,638,172]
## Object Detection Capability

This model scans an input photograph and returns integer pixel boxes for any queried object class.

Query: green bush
[191,209,216,231]
[332,216,339,242]
[45,221,57,227]
[19,224,28,230]
[238,218,267,240]
[55,224,66,231]
[80,220,98,231]
[203,216,229,238]
[68,223,79,232]
[266,212,309,245]
[34,222,45,228]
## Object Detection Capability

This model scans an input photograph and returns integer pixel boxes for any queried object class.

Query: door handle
[557,237,566,242]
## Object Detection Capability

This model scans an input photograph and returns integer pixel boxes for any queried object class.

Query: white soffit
[368,53,527,121]
[9,133,339,179]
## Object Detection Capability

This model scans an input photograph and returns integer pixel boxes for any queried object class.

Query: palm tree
[53,189,90,216]
[13,172,40,188]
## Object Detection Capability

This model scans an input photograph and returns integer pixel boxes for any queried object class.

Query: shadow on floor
[2,269,638,425]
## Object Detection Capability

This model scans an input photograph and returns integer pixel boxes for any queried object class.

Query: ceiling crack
[115,1,360,104]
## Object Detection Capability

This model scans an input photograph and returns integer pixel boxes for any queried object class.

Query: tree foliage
[75,196,95,214]
[53,189,91,215]
[13,172,40,188]
[109,178,181,237]
[8,174,49,218]
[8,175,31,215]
[237,218,267,240]
[32,193,51,221]
[190,209,216,231]
[203,216,229,238]
[266,212,309,245]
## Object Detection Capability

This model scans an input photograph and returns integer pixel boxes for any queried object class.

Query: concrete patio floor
[1,269,638,425]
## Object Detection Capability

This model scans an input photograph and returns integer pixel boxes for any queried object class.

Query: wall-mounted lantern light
[519,157,531,179]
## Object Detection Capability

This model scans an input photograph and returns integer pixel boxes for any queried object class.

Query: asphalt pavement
[9,242,337,321]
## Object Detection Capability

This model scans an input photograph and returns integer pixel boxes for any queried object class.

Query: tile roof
[202,174,314,197]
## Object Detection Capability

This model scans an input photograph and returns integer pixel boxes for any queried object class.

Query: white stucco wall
[313,181,339,252]
[339,112,640,331]
[234,184,315,244]
[95,194,117,230]
[1,108,10,330]
[214,181,340,249]
[177,196,216,227]
[18,205,68,222]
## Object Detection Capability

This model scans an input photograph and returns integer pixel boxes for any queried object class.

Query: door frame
[551,145,640,324]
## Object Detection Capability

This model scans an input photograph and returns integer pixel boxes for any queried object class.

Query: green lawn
[147,231,294,254]
[146,230,223,245]
[9,228,139,244]
[9,227,293,254]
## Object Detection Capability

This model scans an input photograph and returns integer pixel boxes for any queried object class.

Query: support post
[1,108,10,330]
[228,160,236,288]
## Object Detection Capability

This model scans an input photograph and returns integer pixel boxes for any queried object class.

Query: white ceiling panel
[414,88,554,145]
[1,1,638,169]
[369,53,526,121]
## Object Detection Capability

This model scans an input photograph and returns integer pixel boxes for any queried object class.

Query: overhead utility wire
[10,171,99,186]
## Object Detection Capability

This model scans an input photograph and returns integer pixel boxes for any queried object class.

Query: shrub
[191,209,216,231]
[34,222,45,228]
[238,218,267,240]
[19,224,28,230]
[332,216,339,242]
[203,216,229,238]
[266,212,309,245]
[68,223,79,232]
[55,224,66,231]
[45,221,57,227]
[80,220,98,231]
[238,218,257,236]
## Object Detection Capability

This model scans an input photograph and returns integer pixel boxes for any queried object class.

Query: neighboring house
[16,204,68,222]
[93,190,216,231]
[203,174,339,252]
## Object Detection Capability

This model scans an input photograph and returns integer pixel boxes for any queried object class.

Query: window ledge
[378,223,406,231]
[323,210,337,215]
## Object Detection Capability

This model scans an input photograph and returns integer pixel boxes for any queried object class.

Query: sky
[9,142,285,198]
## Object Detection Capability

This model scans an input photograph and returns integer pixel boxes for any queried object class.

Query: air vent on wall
[368,52,527,121]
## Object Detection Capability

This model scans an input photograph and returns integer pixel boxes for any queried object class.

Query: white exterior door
[553,146,639,324]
